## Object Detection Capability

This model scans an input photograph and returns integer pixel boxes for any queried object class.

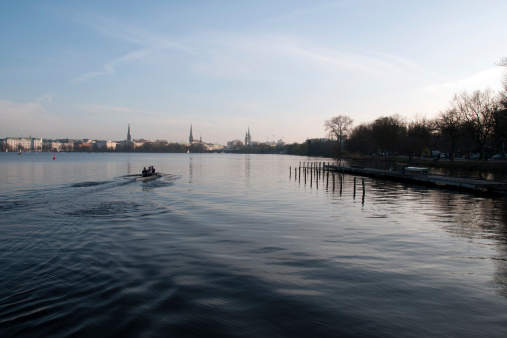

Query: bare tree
[436,108,462,161]
[403,114,438,159]
[324,115,353,156]
[347,123,374,154]
[497,57,507,109]
[451,89,499,160]
[370,114,405,155]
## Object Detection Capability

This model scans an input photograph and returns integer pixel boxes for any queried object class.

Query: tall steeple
[245,127,251,146]
[127,121,132,141]
[189,124,194,143]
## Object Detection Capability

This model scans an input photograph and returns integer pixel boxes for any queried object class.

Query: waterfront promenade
[325,164,507,195]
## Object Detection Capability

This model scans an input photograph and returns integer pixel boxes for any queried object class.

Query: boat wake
[71,181,112,188]
[65,200,145,218]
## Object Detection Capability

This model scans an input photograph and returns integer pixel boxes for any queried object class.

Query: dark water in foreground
[1,153,507,337]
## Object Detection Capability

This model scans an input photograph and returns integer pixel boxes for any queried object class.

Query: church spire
[245,127,251,146]
[127,121,132,141]
[189,124,194,143]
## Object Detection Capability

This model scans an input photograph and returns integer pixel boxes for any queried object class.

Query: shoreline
[339,154,507,183]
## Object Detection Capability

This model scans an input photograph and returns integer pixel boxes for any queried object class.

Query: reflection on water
[1,153,507,336]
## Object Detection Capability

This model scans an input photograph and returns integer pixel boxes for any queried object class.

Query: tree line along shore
[319,59,507,164]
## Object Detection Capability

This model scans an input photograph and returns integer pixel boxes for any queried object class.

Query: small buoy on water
[53,153,55,160]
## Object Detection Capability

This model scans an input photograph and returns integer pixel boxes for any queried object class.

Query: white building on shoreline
[95,140,117,150]
[1,137,42,151]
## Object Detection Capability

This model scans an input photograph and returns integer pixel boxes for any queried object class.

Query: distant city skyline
[1,1,506,144]
[0,121,256,146]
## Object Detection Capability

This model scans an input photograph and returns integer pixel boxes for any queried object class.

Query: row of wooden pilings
[290,161,365,201]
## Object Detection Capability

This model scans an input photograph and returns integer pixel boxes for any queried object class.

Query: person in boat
[151,166,156,174]
[142,167,148,177]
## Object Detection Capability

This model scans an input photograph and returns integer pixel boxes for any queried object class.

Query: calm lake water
[1,152,507,337]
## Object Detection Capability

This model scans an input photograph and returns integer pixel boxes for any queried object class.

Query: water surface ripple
[1,153,507,337]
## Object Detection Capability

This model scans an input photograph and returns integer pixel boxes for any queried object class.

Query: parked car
[491,153,507,160]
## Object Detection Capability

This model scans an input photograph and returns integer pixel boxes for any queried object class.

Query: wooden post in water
[290,166,291,178]
[362,178,365,196]
[339,174,343,195]
[318,164,321,188]
[326,170,329,189]
[353,177,356,199]
[332,173,335,191]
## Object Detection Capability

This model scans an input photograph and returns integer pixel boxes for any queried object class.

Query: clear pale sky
[1,0,506,144]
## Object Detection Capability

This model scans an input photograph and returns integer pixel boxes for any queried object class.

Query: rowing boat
[135,173,162,182]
